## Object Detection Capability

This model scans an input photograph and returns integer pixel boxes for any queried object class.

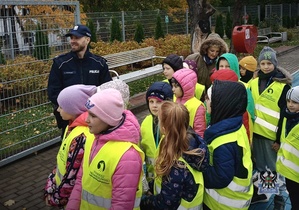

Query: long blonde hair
[155,101,203,177]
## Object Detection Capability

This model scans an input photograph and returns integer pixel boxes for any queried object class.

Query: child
[276,86,299,210]
[183,59,206,102]
[250,46,292,209]
[171,68,206,137]
[214,53,255,142]
[140,101,206,210]
[140,81,173,182]
[203,80,253,210]
[239,56,258,84]
[44,84,97,208]
[185,33,228,90]
[66,89,144,210]
[162,54,183,84]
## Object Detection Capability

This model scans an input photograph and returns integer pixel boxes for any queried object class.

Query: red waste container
[232,25,257,53]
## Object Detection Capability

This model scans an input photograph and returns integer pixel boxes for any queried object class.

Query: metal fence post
[186,8,189,35]
[122,11,125,42]
[75,1,81,24]
[7,17,15,60]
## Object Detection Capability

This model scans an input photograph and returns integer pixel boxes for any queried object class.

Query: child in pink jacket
[171,68,206,137]
[66,88,144,210]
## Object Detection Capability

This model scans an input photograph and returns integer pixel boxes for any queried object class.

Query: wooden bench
[103,46,165,83]
[257,27,283,44]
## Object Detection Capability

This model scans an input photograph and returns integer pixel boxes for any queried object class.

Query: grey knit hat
[286,86,299,103]
[258,46,278,68]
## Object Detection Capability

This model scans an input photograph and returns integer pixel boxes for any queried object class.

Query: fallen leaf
[4,199,15,206]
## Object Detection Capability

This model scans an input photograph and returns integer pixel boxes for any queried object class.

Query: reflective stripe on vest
[55,126,94,185]
[184,97,203,128]
[276,118,299,183]
[205,188,251,209]
[251,78,285,140]
[154,157,204,210]
[82,189,141,208]
[81,141,144,209]
[204,126,253,210]
[141,115,160,181]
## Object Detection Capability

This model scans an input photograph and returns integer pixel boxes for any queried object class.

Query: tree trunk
[230,0,245,53]
[187,0,215,53]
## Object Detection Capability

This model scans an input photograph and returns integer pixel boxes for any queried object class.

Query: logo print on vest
[267,88,273,94]
[97,160,105,172]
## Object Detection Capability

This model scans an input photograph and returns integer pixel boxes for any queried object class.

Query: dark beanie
[162,54,183,71]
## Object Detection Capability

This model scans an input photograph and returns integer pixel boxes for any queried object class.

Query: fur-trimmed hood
[199,33,228,56]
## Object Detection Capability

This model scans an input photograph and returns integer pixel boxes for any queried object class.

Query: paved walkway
[0,46,298,210]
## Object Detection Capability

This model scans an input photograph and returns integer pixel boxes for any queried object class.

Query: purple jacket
[66,110,142,210]
[173,68,206,137]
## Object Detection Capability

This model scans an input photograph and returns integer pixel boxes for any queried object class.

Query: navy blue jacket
[47,49,112,105]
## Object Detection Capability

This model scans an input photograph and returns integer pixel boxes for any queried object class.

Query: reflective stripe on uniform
[227,180,251,193]
[205,188,251,209]
[56,167,63,182]
[82,189,111,208]
[82,189,141,208]
[277,156,299,174]
[254,117,278,132]
[280,142,299,158]
[255,104,280,119]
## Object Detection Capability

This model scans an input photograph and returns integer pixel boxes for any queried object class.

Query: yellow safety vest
[184,97,203,128]
[251,78,285,140]
[140,115,162,182]
[81,141,144,210]
[204,126,253,210]
[55,126,94,185]
[195,83,205,101]
[154,157,204,210]
[276,118,299,183]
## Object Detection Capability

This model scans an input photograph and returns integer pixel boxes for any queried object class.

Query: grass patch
[0,104,60,158]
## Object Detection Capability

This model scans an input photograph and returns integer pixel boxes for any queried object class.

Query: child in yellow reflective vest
[44,84,97,207]
[141,101,206,210]
[140,81,173,183]
[276,86,299,209]
[67,88,144,210]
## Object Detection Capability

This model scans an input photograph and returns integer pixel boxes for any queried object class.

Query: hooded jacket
[215,53,255,123]
[185,33,228,90]
[203,80,250,189]
[140,127,208,210]
[172,68,206,137]
[66,110,142,210]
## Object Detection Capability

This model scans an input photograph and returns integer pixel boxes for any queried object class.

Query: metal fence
[1,3,299,167]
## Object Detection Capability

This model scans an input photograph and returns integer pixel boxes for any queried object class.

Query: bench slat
[103,46,156,69]
[112,64,163,83]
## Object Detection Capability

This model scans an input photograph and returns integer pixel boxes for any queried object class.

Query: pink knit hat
[57,84,97,116]
[85,88,124,126]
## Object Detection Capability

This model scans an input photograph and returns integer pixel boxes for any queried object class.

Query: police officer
[47,24,112,137]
